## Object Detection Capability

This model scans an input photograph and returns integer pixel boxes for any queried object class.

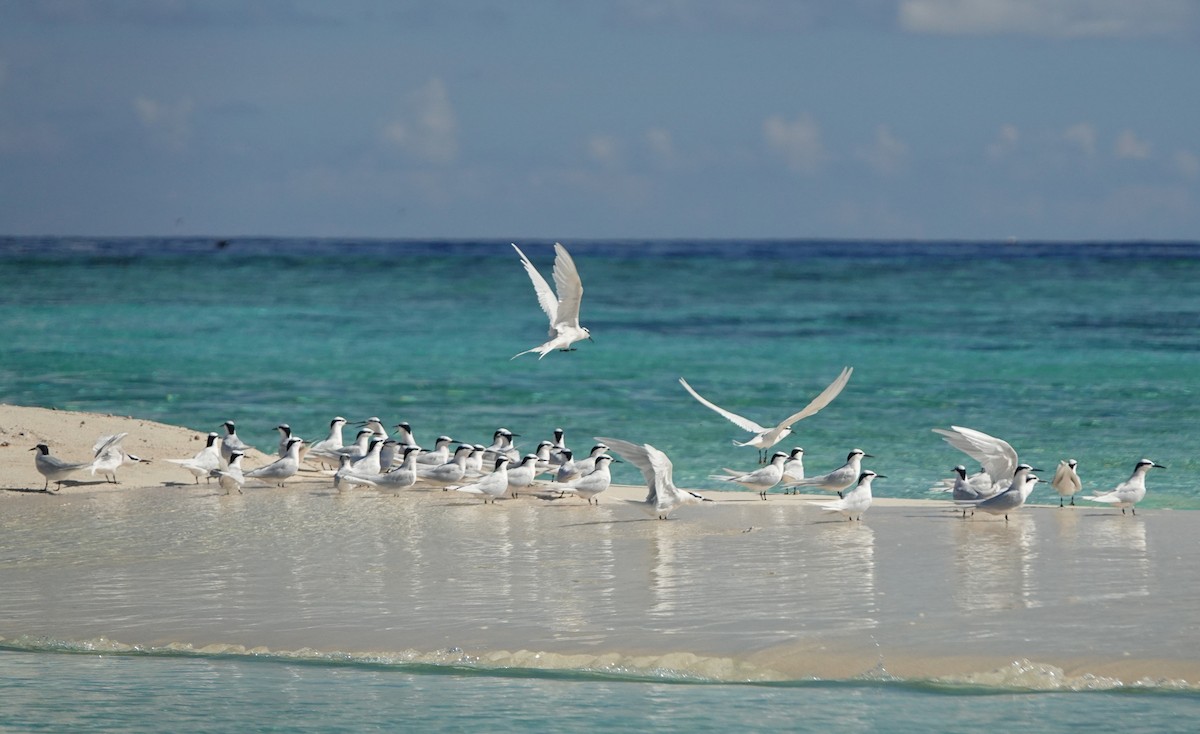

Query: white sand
[3,405,1198,687]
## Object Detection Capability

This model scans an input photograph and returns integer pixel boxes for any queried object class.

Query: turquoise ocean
[2,238,1199,731]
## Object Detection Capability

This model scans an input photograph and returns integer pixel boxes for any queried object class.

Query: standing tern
[1051,459,1083,507]
[30,443,89,492]
[505,454,542,497]
[394,422,421,451]
[596,436,712,520]
[244,436,304,487]
[305,417,347,469]
[552,454,616,505]
[710,451,788,500]
[418,445,473,488]
[511,242,593,359]
[166,432,222,484]
[275,424,294,458]
[212,451,245,494]
[679,366,853,462]
[811,470,883,521]
[1083,459,1165,515]
[88,433,150,484]
[957,466,1039,521]
[219,421,253,467]
[416,435,457,465]
[782,447,805,485]
[781,448,872,497]
[453,456,511,503]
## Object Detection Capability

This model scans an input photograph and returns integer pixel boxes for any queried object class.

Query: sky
[1,0,1198,241]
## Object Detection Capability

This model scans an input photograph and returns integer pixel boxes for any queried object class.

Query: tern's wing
[92,433,128,457]
[933,426,1017,483]
[643,442,684,508]
[512,243,558,326]
[550,242,583,328]
[595,436,658,503]
[773,366,853,430]
[678,378,767,434]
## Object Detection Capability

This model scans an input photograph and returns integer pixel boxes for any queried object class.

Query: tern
[811,470,883,521]
[511,242,593,359]
[30,443,89,492]
[346,447,423,491]
[166,432,222,484]
[275,424,294,458]
[393,422,421,451]
[782,447,805,486]
[212,451,245,494]
[596,436,711,520]
[932,426,1031,496]
[305,417,347,469]
[781,448,872,497]
[219,421,253,466]
[957,467,1039,521]
[554,448,579,483]
[679,366,853,462]
[418,445,473,488]
[548,427,570,465]
[361,417,389,440]
[349,437,385,475]
[947,464,987,517]
[553,454,616,505]
[1083,459,1165,515]
[570,442,610,477]
[88,433,150,483]
[416,435,457,465]
[1051,459,1083,507]
[711,451,788,500]
[505,454,543,497]
[244,436,304,487]
[453,456,511,503]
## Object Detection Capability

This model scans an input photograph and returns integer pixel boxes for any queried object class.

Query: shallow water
[4,648,1200,734]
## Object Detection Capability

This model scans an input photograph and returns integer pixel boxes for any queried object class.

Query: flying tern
[511,242,593,359]
[679,366,853,462]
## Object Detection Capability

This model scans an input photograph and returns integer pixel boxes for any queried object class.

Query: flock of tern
[28,244,1165,520]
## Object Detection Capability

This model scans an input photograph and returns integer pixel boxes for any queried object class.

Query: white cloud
[134,95,194,152]
[1172,150,1199,179]
[586,133,621,166]
[644,127,675,163]
[856,124,908,175]
[1114,129,1152,160]
[381,78,459,165]
[986,123,1019,159]
[899,0,1196,38]
[1063,122,1097,157]
[763,114,826,173]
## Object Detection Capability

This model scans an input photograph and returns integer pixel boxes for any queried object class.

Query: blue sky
[1,0,1198,240]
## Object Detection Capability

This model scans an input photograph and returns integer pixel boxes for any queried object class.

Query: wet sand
[2,405,1198,687]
